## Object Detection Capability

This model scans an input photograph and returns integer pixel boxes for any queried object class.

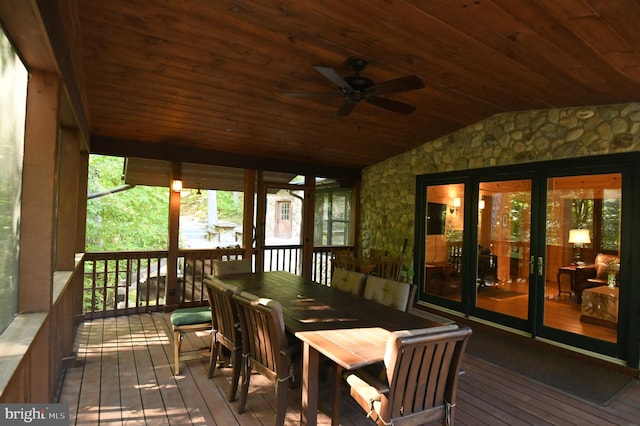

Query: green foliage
[217,191,243,223]
[86,155,169,251]
[180,189,209,221]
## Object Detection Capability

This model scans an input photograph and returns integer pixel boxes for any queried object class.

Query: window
[314,188,352,246]
[86,155,168,251]
[0,29,27,333]
[280,201,290,220]
[180,189,244,249]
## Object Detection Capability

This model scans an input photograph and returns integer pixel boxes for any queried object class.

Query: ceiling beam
[90,135,362,182]
[35,0,90,144]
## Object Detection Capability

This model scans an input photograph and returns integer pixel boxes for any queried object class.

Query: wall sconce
[171,179,183,192]
[449,197,461,214]
[568,228,591,264]
[478,199,485,210]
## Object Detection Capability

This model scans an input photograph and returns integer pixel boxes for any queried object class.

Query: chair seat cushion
[170,306,211,326]
[346,371,384,403]
[331,268,365,295]
[364,276,410,311]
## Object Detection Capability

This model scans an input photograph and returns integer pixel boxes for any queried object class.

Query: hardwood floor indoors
[58,312,640,425]
[475,279,616,342]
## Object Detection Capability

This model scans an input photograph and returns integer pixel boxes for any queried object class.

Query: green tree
[86,155,169,251]
[217,191,243,223]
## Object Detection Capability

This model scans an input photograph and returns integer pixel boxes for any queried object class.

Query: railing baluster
[83,246,348,315]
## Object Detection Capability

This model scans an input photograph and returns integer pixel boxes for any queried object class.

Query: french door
[415,158,629,360]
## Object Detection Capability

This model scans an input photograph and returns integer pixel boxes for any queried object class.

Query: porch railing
[83,245,345,318]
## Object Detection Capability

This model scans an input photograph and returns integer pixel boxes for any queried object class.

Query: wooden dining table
[215,270,444,426]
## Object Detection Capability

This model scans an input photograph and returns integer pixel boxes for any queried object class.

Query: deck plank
[76,319,103,426]
[115,315,146,425]
[60,313,640,426]
[129,314,170,425]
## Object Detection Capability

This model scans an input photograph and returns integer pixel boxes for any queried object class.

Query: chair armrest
[576,264,597,274]
[344,362,390,395]
[280,339,301,357]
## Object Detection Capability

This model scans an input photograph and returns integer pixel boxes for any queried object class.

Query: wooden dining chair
[363,275,414,312]
[370,248,387,261]
[169,306,212,376]
[345,325,472,426]
[330,267,366,296]
[376,255,402,280]
[212,258,252,276]
[203,277,242,401]
[337,253,356,271]
[232,292,298,425]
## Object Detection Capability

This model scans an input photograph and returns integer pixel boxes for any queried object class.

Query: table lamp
[568,229,591,265]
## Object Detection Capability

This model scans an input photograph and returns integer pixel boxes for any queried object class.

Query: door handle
[530,256,535,274]
[537,256,544,277]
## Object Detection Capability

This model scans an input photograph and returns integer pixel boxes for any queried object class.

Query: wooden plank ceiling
[77,0,640,180]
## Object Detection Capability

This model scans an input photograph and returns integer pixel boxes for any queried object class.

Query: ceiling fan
[286,57,424,117]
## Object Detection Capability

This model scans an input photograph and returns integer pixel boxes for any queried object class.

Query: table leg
[332,365,343,426]
[301,342,319,426]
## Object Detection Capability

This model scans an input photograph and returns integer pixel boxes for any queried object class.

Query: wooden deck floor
[59,313,640,425]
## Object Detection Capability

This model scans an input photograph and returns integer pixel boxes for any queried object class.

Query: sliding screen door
[424,183,464,301]
[543,174,621,344]
[476,179,531,319]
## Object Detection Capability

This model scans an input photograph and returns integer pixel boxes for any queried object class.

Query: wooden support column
[302,175,315,280]
[55,127,80,271]
[255,171,266,272]
[166,162,181,308]
[19,70,60,313]
[76,151,89,254]
[243,169,256,260]
[74,151,89,322]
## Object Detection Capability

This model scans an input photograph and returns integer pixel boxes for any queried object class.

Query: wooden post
[302,175,315,280]
[19,70,60,313]
[166,162,181,307]
[75,151,89,322]
[243,169,256,261]
[56,126,80,271]
[255,171,266,272]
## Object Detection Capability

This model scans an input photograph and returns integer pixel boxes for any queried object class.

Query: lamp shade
[568,229,591,244]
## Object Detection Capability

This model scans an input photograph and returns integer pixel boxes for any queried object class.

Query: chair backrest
[204,277,241,349]
[376,255,401,280]
[213,259,252,276]
[364,275,413,312]
[331,267,366,296]
[370,249,387,262]
[337,253,356,271]
[379,325,472,425]
[232,292,289,381]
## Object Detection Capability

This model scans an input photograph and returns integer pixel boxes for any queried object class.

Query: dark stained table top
[216,270,441,333]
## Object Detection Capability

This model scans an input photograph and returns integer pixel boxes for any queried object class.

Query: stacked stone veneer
[360,102,640,274]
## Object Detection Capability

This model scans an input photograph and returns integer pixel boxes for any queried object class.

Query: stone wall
[360,102,640,274]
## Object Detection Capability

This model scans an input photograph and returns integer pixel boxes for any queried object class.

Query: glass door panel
[543,174,620,343]
[424,184,464,301]
[476,180,531,319]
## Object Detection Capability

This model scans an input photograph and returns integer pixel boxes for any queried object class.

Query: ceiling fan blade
[313,65,353,91]
[336,100,358,117]
[365,75,424,96]
[284,92,342,97]
[367,96,417,115]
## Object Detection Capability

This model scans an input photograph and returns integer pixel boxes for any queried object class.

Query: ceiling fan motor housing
[345,75,374,92]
